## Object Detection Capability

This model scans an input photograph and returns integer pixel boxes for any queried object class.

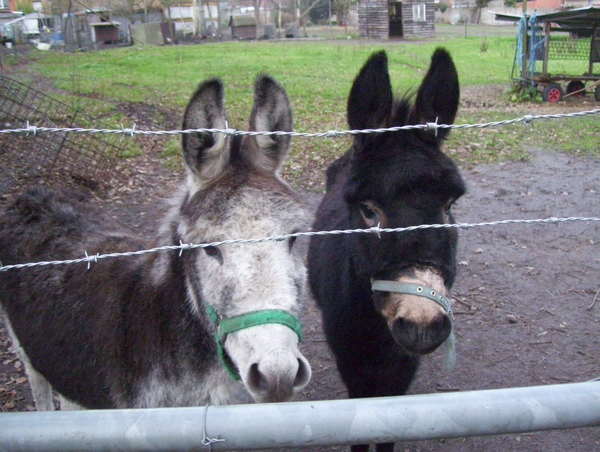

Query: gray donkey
[0,74,311,410]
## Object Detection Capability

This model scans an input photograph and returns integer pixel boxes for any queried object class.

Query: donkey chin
[224,324,312,403]
[374,269,453,356]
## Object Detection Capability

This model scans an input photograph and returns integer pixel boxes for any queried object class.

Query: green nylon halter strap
[370,279,453,317]
[204,304,303,381]
[218,310,304,342]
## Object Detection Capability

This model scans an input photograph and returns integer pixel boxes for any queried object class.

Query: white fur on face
[180,186,307,312]
[225,324,311,403]
[178,185,311,402]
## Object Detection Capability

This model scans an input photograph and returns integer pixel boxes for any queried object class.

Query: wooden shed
[358,0,435,40]
[90,22,121,47]
[229,15,256,40]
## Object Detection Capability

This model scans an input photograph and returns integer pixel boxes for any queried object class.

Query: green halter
[204,304,304,381]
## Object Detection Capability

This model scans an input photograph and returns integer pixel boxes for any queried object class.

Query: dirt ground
[1,68,599,451]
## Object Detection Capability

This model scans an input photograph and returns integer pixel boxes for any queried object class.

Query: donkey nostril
[391,314,452,354]
[391,317,412,348]
[246,356,311,400]
[248,363,269,393]
[293,358,311,389]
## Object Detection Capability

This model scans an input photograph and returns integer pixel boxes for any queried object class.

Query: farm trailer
[494,6,600,102]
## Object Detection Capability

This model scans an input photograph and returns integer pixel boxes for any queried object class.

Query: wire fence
[0,76,125,194]
[2,108,600,138]
[0,217,599,273]
[0,107,599,273]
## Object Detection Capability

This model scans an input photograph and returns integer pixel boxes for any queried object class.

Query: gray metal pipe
[1,381,600,451]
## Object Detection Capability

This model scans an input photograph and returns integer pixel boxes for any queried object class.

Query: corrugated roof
[537,5,600,25]
[491,6,600,26]
[4,12,52,26]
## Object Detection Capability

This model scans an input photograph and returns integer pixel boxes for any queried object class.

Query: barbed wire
[0,216,598,273]
[1,109,599,138]
[1,108,599,273]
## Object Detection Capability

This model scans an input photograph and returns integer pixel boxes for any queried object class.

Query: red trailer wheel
[542,84,563,103]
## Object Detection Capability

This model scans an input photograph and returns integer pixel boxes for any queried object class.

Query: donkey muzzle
[371,279,454,356]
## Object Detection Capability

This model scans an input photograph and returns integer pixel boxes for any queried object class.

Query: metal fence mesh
[0,75,124,194]
[548,36,592,61]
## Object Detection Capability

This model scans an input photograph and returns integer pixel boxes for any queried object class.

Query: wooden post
[589,23,598,75]
[542,21,550,77]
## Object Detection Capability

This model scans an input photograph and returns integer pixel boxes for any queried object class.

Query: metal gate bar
[1,381,599,451]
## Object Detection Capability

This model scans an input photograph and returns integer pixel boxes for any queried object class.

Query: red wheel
[542,84,563,103]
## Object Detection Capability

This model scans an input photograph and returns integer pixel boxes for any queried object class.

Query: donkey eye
[358,201,383,228]
[288,236,297,251]
[203,246,222,261]
[359,203,377,220]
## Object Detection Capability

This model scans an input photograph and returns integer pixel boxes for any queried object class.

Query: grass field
[4,28,599,188]
[20,37,516,117]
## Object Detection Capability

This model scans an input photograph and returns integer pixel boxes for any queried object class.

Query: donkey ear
[247,75,293,173]
[181,78,230,187]
[409,48,459,142]
[347,51,393,133]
